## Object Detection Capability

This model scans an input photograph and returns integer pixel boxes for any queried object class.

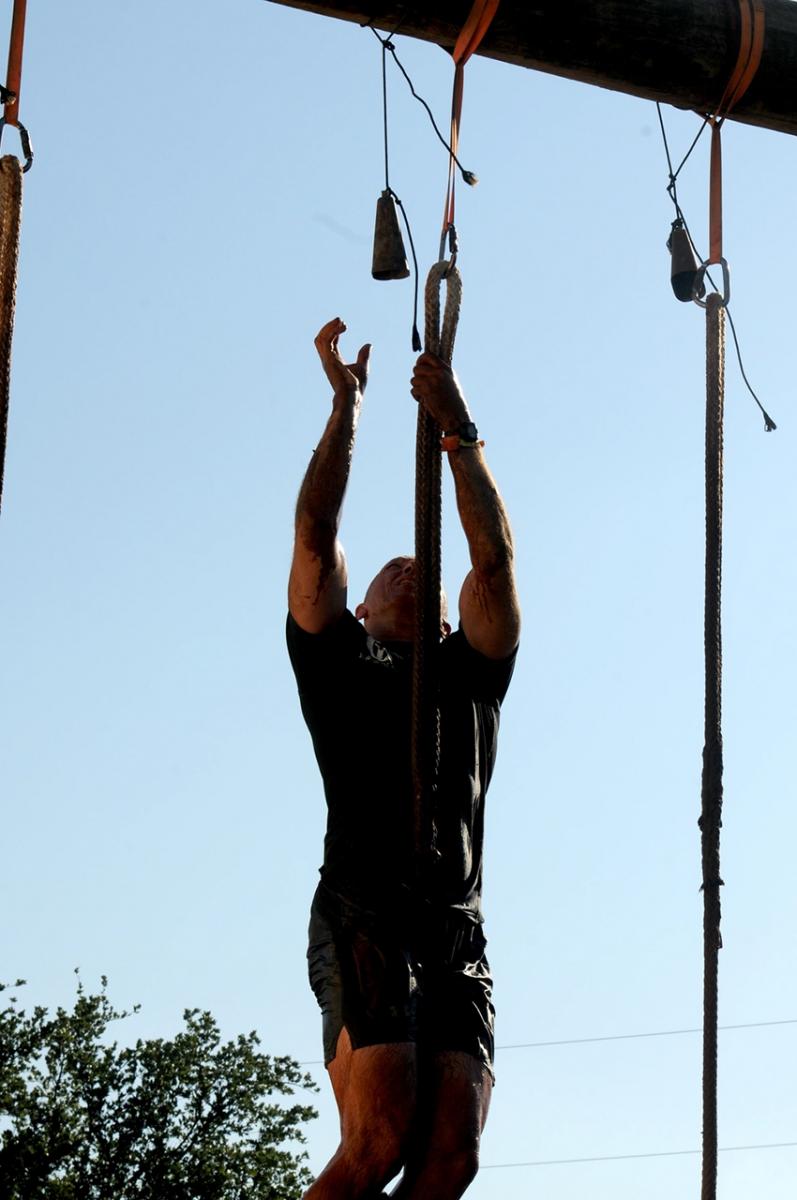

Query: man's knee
[422,1143,480,1192]
[341,1125,407,1183]
[449,1146,480,1190]
[304,1130,405,1200]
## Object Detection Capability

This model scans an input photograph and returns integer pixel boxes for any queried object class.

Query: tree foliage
[0,976,318,1200]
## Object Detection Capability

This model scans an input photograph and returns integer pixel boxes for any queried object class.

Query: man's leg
[303,1027,417,1200]
[388,1050,492,1200]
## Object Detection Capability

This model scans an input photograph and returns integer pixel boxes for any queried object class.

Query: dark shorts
[307,881,495,1078]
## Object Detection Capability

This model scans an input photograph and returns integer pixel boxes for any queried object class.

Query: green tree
[0,976,318,1199]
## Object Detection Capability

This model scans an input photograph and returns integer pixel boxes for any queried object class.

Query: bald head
[355,556,449,642]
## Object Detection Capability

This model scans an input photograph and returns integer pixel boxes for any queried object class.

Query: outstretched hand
[315,317,371,408]
[410,352,469,430]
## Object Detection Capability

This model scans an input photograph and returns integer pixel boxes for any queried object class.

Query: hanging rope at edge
[0,0,31,517]
[701,290,725,1200]
[697,4,764,1199]
[412,0,499,871]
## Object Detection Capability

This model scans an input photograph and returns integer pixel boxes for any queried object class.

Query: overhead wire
[481,1140,797,1172]
[297,1015,797,1065]
[496,1016,797,1052]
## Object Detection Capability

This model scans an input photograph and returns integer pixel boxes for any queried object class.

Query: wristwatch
[444,420,480,444]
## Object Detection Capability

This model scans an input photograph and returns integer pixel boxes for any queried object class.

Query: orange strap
[3,0,27,127]
[452,0,500,66]
[715,0,766,119]
[441,0,500,244]
[707,0,765,264]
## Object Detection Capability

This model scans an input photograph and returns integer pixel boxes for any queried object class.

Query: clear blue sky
[2,3,796,1197]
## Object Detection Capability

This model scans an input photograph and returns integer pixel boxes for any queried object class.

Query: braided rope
[700,291,725,1200]
[411,261,462,871]
[0,155,22,515]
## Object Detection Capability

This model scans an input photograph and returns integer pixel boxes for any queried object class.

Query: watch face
[460,421,479,442]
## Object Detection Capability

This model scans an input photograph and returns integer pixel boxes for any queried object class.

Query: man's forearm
[447,448,514,578]
[295,401,359,540]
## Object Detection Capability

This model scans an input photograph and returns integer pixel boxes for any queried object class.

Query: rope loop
[424,259,462,364]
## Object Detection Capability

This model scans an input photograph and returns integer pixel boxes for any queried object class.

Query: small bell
[667,220,704,302]
[371,190,410,281]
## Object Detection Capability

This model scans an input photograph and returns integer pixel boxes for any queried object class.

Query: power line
[496,1017,797,1053]
[482,1141,797,1171]
[297,1017,797,1065]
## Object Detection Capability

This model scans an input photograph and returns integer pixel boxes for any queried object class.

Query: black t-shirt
[287,610,516,919]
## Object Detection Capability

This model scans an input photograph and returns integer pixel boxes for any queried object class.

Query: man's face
[364,557,416,630]
[355,557,448,641]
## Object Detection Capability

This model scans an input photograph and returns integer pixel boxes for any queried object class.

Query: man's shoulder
[441,627,518,705]
[286,608,364,656]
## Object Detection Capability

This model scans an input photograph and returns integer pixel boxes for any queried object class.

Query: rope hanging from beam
[700,290,725,1200]
[410,0,498,874]
[411,261,461,867]
[0,156,22,515]
[0,0,31,516]
[695,7,763,1197]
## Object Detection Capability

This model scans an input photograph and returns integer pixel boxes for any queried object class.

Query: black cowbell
[371,190,410,280]
[668,221,704,302]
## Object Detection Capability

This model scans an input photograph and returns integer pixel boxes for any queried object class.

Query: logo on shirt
[361,636,394,667]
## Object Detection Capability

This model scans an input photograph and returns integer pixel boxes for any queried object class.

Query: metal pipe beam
[265,1,797,136]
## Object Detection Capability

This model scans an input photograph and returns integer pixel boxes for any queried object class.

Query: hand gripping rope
[0,0,31,516]
[410,1,498,875]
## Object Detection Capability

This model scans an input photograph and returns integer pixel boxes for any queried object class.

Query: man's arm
[410,353,520,660]
[289,317,370,634]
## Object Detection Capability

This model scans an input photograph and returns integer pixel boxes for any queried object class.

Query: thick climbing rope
[696,6,764,1197]
[0,155,22,514]
[411,262,461,865]
[0,0,30,516]
[700,291,725,1200]
[410,1,498,872]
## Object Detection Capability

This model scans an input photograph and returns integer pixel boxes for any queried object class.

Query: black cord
[371,26,436,349]
[369,27,477,187]
[391,188,422,351]
[381,38,390,191]
[724,304,776,431]
[656,103,776,432]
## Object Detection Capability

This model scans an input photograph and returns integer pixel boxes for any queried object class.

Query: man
[287,317,520,1200]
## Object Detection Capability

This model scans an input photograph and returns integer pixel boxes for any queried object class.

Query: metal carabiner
[0,118,33,172]
[438,223,459,275]
[692,257,730,308]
